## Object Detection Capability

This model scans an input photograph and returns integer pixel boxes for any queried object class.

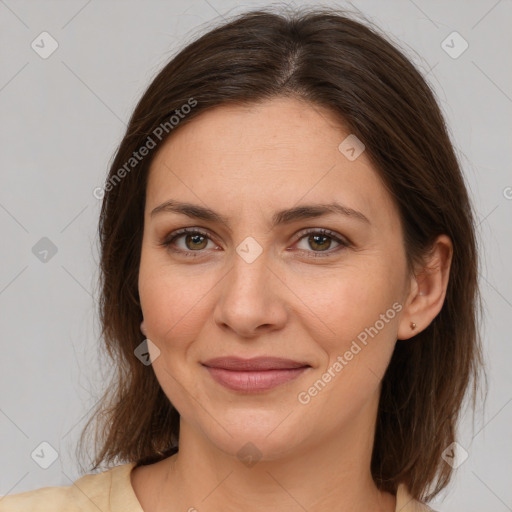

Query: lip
[201,357,311,393]
[202,356,310,371]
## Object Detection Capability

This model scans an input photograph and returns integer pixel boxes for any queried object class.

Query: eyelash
[159,227,350,259]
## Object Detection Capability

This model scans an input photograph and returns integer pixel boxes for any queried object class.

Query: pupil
[188,234,206,249]
[311,234,329,251]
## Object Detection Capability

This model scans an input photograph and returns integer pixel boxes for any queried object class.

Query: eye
[159,227,350,258]
[160,228,218,258]
[292,228,350,258]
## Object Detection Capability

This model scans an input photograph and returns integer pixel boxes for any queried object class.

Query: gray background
[0,0,511,510]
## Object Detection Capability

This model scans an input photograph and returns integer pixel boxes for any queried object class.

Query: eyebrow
[150,200,371,228]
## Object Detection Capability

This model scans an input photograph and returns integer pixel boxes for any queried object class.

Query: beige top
[0,462,436,511]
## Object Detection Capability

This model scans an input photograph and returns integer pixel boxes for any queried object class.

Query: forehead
[146,97,399,229]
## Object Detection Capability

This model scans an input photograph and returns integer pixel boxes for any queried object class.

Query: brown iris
[185,233,208,250]
[308,234,331,251]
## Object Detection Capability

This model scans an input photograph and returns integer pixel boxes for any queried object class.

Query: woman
[1,5,485,512]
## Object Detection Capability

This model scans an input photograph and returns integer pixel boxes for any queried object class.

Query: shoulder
[0,463,142,512]
[396,483,440,512]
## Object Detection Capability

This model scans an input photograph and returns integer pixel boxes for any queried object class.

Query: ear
[140,320,147,336]
[397,234,453,340]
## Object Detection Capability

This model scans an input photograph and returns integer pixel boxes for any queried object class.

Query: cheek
[301,281,400,424]
[302,267,402,408]
[303,264,398,342]
[138,251,214,352]
[138,261,206,410]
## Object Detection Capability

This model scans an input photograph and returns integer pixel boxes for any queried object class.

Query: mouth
[201,356,311,393]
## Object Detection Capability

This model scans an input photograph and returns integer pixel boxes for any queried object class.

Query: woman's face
[138,97,414,460]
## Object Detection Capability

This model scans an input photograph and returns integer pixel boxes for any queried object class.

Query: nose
[213,250,288,338]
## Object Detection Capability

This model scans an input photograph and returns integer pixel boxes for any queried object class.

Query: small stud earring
[410,322,416,330]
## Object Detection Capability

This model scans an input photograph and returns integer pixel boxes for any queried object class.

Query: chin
[213,432,301,464]
[199,410,308,463]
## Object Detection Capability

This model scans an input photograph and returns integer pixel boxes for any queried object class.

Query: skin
[132,97,453,512]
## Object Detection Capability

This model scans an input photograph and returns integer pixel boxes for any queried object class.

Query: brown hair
[79,5,486,503]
